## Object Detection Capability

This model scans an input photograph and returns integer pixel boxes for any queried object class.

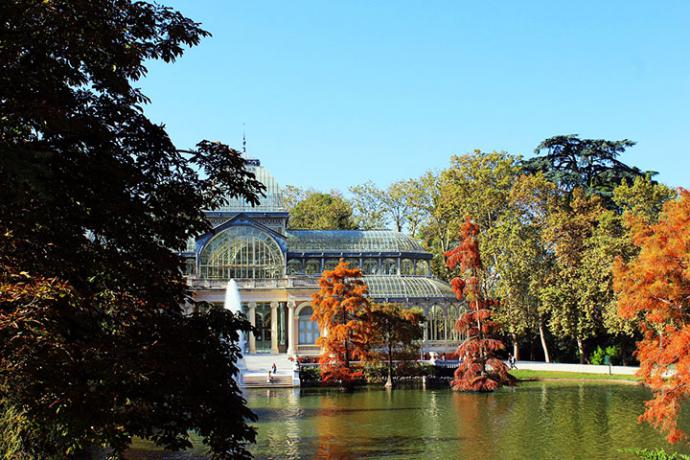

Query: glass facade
[415,260,430,276]
[287,230,427,253]
[304,259,321,275]
[363,276,455,300]
[215,164,285,213]
[427,306,446,341]
[401,258,414,275]
[255,303,272,351]
[298,307,319,345]
[448,305,462,341]
[199,226,284,279]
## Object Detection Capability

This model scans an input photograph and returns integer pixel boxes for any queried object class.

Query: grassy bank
[510,369,641,382]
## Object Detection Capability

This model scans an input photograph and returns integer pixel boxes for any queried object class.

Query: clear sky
[140,1,690,191]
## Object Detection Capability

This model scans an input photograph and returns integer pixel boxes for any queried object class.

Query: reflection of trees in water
[312,392,430,459]
[494,384,657,459]
[452,392,504,459]
[248,385,685,459]
[314,396,355,459]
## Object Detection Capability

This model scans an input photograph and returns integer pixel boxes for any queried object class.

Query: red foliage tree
[311,259,372,388]
[614,189,690,443]
[445,217,514,392]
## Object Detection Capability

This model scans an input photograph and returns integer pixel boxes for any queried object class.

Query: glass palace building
[183,158,461,356]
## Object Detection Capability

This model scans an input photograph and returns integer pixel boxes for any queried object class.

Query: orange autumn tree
[614,188,690,443]
[311,259,373,387]
[445,217,513,392]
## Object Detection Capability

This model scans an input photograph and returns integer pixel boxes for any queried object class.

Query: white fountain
[224,279,246,369]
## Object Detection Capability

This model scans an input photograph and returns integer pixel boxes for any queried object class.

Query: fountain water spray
[224,279,246,368]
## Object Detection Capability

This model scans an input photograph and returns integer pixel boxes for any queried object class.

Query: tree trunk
[385,343,394,388]
[343,309,349,368]
[529,337,535,361]
[577,336,585,364]
[511,333,520,360]
[538,321,550,363]
[385,369,393,388]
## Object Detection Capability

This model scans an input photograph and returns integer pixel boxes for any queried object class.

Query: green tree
[0,1,261,458]
[416,171,455,279]
[400,177,430,238]
[281,185,309,212]
[349,181,387,230]
[492,173,560,361]
[349,179,426,234]
[601,177,677,340]
[288,192,357,230]
[613,176,677,225]
[432,150,521,282]
[524,134,654,206]
[370,303,425,388]
[539,189,606,363]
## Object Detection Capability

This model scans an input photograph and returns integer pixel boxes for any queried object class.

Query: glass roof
[363,276,457,301]
[213,162,286,213]
[287,230,427,254]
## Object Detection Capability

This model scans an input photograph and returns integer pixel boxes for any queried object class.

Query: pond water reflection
[248,383,690,460]
[127,383,690,460]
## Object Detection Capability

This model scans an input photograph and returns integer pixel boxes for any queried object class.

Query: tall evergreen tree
[525,135,654,206]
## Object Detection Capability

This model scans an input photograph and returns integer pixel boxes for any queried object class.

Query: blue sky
[140,1,690,191]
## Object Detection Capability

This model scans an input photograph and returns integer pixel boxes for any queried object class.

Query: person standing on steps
[271,362,277,375]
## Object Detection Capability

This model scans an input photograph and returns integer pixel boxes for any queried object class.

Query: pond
[127,383,690,459]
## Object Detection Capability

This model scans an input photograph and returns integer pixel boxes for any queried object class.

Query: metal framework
[286,230,428,254]
[363,275,455,301]
[198,226,284,279]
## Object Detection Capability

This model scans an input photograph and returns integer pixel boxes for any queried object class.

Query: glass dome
[199,226,284,279]
[213,162,285,213]
[287,230,427,254]
[363,276,457,301]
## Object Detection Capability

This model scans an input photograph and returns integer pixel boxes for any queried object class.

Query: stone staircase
[240,354,299,388]
[241,373,295,388]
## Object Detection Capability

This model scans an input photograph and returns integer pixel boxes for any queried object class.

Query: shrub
[590,344,622,365]
[298,366,321,382]
[590,346,606,365]
[605,345,621,365]
[621,448,690,459]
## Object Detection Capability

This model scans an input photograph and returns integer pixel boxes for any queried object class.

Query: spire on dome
[242,123,247,155]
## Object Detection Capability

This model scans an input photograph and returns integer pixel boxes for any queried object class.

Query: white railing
[187,276,319,290]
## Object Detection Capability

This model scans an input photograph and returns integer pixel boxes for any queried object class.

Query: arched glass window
[401,258,414,275]
[426,306,445,341]
[324,258,339,271]
[447,305,461,341]
[416,260,430,276]
[304,259,321,275]
[383,258,398,275]
[287,258,303,275]
[362,259,379,275]
[298,307,320,345]
[199,226,284,279]
[344,258,361,270]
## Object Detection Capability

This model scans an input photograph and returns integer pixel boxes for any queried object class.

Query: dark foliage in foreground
[0,1,263,458]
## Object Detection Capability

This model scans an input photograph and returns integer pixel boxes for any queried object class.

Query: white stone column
[287,301,297,356]
[271,301,279,353]
[248,302,256,354]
